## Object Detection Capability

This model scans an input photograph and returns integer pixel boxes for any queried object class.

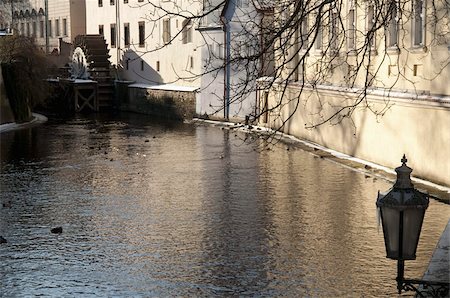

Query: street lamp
[376,155,449,296]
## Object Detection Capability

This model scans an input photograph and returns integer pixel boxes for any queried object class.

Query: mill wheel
[73,34,114,110]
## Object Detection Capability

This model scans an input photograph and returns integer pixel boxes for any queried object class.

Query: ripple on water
[1,114,449,297]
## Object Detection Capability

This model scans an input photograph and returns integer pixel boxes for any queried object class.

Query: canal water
[1,113,449,297]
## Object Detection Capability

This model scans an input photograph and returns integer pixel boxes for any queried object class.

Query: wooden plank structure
[72,80,98,112]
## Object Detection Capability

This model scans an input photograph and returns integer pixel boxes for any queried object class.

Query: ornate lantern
[377,155,448,296]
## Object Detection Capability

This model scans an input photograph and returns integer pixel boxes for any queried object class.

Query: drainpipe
[45,0,49,54]
[116,0,120,67]
[220,15,230,121]
[10,0,14,31]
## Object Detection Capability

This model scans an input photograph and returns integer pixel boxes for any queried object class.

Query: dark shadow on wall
[118,49,162,84]
[117,49,195,120]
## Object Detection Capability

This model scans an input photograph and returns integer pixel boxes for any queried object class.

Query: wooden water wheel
[73,34,114,110]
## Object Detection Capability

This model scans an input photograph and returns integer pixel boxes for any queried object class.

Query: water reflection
[0,113,449,297]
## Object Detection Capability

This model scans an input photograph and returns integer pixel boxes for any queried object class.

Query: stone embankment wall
[121,86,196,120]
[0,64,15,124]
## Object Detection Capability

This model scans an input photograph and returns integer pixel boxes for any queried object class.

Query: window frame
[110,23,116,48]
[138,21,145,47]
[387,0,399,49]
[348,0,356,51]
[55,19,60,37]
[366,2,376,50]
[412,0,426,47]
[62,18,67,36]
[47,20,52,37]
[162,18,171,44]
[124,22,130,47]
[329,9,339,52]
[181,19,192,44]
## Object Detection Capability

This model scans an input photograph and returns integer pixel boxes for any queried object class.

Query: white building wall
[197,0,264,121]
[85,0,202,87]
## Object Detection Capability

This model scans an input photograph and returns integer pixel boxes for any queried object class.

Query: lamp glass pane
[381,207,400,259]
[402,208,425,260]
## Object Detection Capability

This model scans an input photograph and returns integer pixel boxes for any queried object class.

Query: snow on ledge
[0,113,48,134]
[129,83,199,92]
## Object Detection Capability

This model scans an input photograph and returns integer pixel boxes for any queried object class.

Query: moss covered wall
[122,86,196,120]
[0,64,15,124]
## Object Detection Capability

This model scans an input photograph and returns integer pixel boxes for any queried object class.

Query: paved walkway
[420,219,450,296]
[423,219,450,283]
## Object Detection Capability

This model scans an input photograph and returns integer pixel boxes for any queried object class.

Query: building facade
[0,0,85,53]
[259,0,450,186]
[85,0,202,87]
[196,0,274,121]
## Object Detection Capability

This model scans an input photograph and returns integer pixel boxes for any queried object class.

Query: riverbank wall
[119,83,197,120]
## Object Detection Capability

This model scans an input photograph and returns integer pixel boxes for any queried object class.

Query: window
[138,21,145,47]
[330,10,338,51]
[182,19,192,44]
[412,0,425,47]
[124,23,130,47]
[124,0,128,3]
[40,20,44,37]
[315,23,322,51]
[110,23,116,47]
[99,24,104,36]
[138,0,144,2]
[47,20,52,37]
[55,19,60,37]
[367,3,376,48]
[63,19,67,36]
[141,60,144,71]
[300,16,308,50]
[20,23,24,35]
[32,21,37,37]
[110,0,115,5]
[156,61,160,71]
[26,22,30,36]
[387,0,398,47]
[163,19,171,44]
[214,43,224,59]
[98,0,103,7]
[348,0,356,50]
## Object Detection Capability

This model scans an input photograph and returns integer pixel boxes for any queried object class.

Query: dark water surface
[1,113,449,297]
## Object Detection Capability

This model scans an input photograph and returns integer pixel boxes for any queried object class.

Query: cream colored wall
[85,0,202,87]
[262,0,450,186]
[262,85,450,187]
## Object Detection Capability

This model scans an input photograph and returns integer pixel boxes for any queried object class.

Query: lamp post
[376,155,449,297]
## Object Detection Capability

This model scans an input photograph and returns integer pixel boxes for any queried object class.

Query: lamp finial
[401,154,407,165]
